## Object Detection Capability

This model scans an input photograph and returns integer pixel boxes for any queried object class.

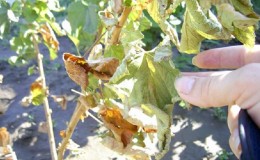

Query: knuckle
[237,63,260,87]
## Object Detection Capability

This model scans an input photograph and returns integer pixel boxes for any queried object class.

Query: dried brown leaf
[99,108,137,147]
[89,58,119,80]
[63,53,119,88]
[63,53,91,89]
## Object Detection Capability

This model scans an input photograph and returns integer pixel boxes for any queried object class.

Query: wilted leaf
[107,51,178,158]
[217,3,258,47]
[38,122,48,134]
[99,107,138,147]
[63,53,119,88]
[39,23,59,60]
[30,80,46,106]
[88,58,119,80]
[63,53,91,89]
[51,95,67,110]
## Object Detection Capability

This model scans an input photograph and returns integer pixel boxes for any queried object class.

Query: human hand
[174,45,260,158]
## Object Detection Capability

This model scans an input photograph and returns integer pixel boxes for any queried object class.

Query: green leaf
[121,21,144,45]
[67,1,86,30]
[179,11,204,53]
[109,51,179,111]
[84,4,99,34]
[0,1,10,39]
[139,16,152,31]
[104,44,125,61]
[27,65,36,76]
[22,3,38,23]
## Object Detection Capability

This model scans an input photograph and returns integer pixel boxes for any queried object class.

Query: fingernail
[192,56,198,66]
[175,77,195,95]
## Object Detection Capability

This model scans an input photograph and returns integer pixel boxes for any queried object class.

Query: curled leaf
[88,58,119,80]
[99,107,138,147]
[63,53,119,88]
[63,53,91,89]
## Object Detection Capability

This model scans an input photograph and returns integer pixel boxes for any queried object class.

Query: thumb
[174,71,244,108]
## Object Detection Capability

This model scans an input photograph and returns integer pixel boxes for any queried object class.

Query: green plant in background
[0,0,260,160]
[217,149,234,160]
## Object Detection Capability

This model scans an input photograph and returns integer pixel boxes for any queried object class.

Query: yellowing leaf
[30,80,46,106]
[179,11,204,53]
[234,26,255,47]
[39,23,59,60]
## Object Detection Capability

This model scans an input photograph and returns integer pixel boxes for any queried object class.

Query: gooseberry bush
[0,0,259,160]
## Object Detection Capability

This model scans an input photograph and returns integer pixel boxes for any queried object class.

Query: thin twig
[84,30,107,58]
[110,6,132,44]
[57,102,87,160]
[32,35,58,160]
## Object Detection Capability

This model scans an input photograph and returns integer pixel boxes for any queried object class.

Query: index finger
[193,45,260,69]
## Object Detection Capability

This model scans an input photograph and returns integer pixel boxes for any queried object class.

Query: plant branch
[110,6,132,45]
[33,35,58,160]
[57,100,87,160]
